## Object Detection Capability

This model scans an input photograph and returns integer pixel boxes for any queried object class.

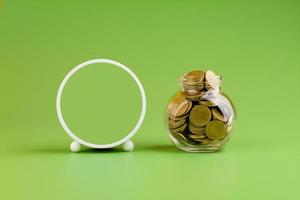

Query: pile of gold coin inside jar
[166,70,235,152]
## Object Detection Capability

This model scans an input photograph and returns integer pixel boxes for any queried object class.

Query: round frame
[56,59,146,149]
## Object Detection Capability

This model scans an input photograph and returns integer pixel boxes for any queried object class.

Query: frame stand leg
[122,140,134,152]
[70,141,81,152]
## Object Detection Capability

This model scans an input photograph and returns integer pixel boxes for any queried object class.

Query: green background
[1,0,300,199]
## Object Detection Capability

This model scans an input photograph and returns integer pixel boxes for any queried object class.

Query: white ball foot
[70,141,81,152]
[122,140,134,152]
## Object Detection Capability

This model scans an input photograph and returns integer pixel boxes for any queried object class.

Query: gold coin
[168,118,186,129]
[190,137,212,143]
[175,100,192,116]
[184,92,204,101]
[183,83,205,91]
[198,100,217,107]
[183,81,205,86]
[188,124,206,132]
[188,134,207,140]
[189,105,211,127]
[188,123,206,135]
[189,129,205,135]
[170,113,188,121]
[205,120,227,140]
[185,89,200,95]
[205,70,221,91]
[199,139,214,144]
[167,92,182,111]
[170,122,187,133]
[171,132,188,144]
[211,107,225,122]
[183,70,205,82]
[168,92,192,117]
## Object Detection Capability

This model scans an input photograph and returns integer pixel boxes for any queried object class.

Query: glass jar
[166,70,235,152]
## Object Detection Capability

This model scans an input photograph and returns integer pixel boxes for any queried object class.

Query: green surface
[1,0,300,199]
[61,63,141,144]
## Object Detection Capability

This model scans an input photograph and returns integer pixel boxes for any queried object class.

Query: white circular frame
[56,59,146,149]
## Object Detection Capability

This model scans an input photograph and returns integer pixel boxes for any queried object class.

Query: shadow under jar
[166,70,235,152]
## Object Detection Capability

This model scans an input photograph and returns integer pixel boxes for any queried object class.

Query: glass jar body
[166,90,235,152]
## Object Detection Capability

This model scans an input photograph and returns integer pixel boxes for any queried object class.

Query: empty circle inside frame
[60,62,142,145]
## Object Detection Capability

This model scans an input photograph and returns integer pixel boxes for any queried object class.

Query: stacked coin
[182,70,205,99]
[182,70,221,100]
[167,91,192,145]
[167,70,233,146]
